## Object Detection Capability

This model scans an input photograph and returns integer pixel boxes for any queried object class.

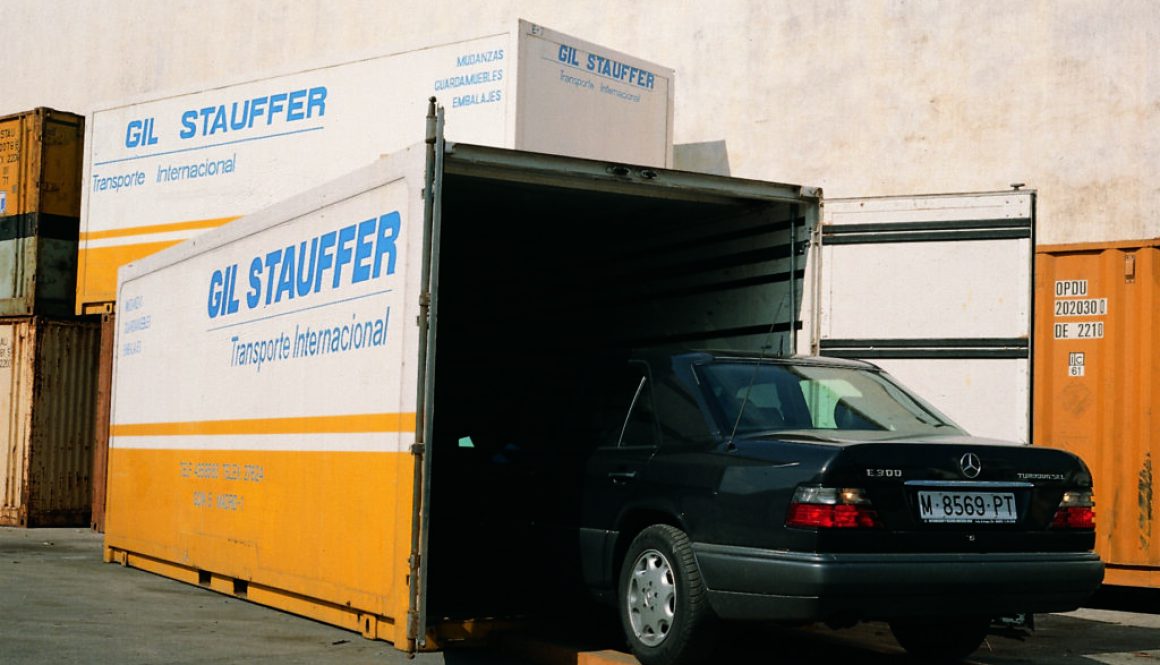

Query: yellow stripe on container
[111,412,418,437]
[76,216,239,313]
[79,215,239,241]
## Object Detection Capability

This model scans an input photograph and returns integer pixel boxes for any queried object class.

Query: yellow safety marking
[77,240,190,312]
[76,216,242,313]
[79,216,239,241]
[111,412,418,437]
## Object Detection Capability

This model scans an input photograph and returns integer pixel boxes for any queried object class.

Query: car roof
[632,349,882,372]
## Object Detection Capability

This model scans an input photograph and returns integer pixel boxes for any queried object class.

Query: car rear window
[697,361,964,438]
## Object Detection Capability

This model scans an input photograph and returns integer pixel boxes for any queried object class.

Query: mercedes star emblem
[959,453,982,479]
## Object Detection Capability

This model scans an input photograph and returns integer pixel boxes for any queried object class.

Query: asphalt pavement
[3,527,1159,664]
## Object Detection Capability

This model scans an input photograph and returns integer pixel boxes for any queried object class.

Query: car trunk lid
[802,438,1095,553]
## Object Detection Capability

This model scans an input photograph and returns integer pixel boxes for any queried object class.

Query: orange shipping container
[1035,239,1160,588]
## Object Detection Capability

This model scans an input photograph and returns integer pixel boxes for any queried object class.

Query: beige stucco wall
[4,0,1156,244]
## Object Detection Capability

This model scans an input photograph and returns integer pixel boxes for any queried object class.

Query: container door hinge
[416,292,432,326]
[407,610,422,644]
[410,443,426,456]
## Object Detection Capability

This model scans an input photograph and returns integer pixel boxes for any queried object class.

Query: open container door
[811,190,1035,443]
[409,101,445,652]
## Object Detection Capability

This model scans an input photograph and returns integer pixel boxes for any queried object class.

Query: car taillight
[786,486,882,529]
[1051,490,1095,529]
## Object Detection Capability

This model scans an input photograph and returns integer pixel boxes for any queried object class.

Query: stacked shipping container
[0,108,99,527]
[0,108,84,316]
[0,318,99,526]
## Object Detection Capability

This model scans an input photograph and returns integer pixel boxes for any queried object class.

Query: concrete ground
[3,527,1159,664]
[0,528,517,665]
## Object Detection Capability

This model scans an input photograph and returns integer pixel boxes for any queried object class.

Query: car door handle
[608,470,638,484]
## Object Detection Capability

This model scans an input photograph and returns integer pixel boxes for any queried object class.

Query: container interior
[427,163,806,620]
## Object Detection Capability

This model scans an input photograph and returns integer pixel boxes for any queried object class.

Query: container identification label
[1055,280,1088,297]
[1054,321,1104,340]
[1068,352,1085,377]
[1054,298,1108,317]
[1053,279,1107,340]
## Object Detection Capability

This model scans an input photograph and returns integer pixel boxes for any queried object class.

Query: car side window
[653,375,715,449]
[598,362,660,448]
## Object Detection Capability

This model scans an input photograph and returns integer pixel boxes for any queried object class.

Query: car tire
[618,525,716,665]
[889,616,990,663]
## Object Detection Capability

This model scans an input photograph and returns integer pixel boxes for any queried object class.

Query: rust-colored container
[0,316,100,526]
[0,108,83,218]
[1035,239,1160,588]
[0,108,84,316]
[89,313,114,532]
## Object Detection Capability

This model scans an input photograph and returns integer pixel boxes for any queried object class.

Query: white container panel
[85,34,510,242]
[112,153,425,454]
[811,190,1036,444]
[875,357,1031,444]
[820,239,1031,340]
[79,20,673,312]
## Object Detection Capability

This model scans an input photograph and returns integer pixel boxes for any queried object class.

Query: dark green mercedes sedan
[578,351,1103,665]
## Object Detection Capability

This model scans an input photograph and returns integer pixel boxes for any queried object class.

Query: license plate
[918,491,1017,523]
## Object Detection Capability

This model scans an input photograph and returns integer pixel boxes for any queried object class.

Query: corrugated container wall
[1035,239,1160,588]
[0,108,84,317]
[0,317,100,526]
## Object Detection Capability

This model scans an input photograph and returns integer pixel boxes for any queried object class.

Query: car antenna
[726,293,792,450]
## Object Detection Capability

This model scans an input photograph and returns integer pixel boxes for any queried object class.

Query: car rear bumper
[693,543,1104,622]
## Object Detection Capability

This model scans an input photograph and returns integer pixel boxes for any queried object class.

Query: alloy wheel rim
[626,548,676,646]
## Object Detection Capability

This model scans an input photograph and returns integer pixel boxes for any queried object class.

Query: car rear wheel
[618,525,716,665]
[889,616,990,663]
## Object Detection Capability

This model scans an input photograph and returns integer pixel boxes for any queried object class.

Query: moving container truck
[104,105,816,650]
[1036,239,1160,589]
